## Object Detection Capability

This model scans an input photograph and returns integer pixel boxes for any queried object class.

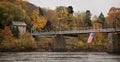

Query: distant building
[11,21,27,35]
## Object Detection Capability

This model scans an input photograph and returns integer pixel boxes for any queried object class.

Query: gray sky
[26,0,120,17]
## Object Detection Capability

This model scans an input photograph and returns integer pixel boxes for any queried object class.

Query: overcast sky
[26,0,120,17]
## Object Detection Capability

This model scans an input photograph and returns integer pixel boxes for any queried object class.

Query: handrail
[31,28,120,35]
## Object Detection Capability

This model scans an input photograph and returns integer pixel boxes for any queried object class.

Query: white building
[11,21,27,35]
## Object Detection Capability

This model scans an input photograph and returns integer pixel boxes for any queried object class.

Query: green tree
[67,6,74,15]
[84,10,92,28]
[99,12,107,28]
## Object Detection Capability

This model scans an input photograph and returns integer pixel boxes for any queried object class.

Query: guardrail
[31,28,120,35]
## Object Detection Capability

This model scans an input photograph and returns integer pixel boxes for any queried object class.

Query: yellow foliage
[0,26,37,51]
[1,39,19,50]
[77,41,84,47]
[32,8,47,31]
[0,26,19,50]
[19,31,38,49]
[93,33,104,43]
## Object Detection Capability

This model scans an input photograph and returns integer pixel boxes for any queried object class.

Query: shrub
[19,31,38,50]
[0,26,38,51]
[0,26,19,51]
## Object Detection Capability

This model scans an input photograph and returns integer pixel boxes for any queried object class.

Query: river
[0,52,120,62]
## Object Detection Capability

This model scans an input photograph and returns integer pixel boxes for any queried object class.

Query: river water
[0,52,120,62]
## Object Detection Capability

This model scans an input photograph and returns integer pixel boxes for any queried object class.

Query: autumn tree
[31,8,47,31]
[75,11,92,29]
[44,9,57,22]
[56,6,75,30]
[56,6,68,30]
[19,31,37,50]
[92,16,103,29]
[0,2,31,29]
[0,26,19,50]
[74,12,86,29]
[0,0,14,2]
[42,9,57,31]
[0,0,26,9]
[0,26,37,51]
[106,7,120,28]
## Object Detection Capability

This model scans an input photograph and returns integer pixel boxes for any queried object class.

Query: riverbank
[33,34,107,52]
[0,28,108,52]
[0,35,108,52]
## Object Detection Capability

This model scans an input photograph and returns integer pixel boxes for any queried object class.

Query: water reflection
[0,52,120,62]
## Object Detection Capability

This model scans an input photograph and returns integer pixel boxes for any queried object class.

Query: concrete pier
[107,33,120,53]
[52,35,66,51]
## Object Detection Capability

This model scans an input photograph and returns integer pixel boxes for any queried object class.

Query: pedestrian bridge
[31,28,120,35]
[31,28,120,53]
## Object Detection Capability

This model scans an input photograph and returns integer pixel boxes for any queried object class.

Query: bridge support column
[52,35,66,51]
[107,33,120,53]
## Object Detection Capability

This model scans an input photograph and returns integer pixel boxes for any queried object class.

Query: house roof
[12,21,27,26]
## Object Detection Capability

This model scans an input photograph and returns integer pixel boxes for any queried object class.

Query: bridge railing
[31,27,120,35]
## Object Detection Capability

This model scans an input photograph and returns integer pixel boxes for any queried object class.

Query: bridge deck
[31,28,120,35]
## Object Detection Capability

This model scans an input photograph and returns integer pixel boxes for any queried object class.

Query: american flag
[87,33,96,43]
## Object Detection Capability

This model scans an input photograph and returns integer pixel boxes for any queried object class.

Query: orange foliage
[106,7,120,28]
[0,26,37,51]
[0,26,19,50]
